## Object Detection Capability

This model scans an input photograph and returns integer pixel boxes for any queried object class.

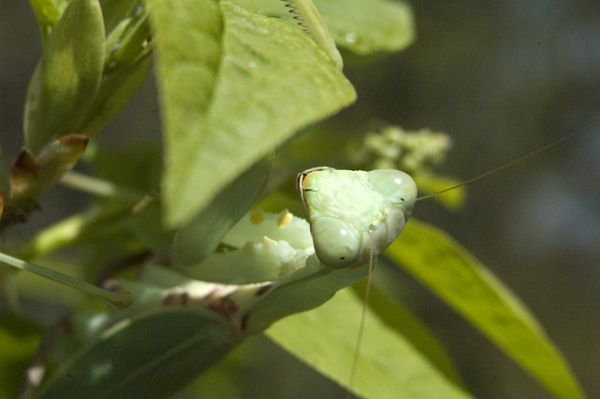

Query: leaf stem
[0,251,132,308]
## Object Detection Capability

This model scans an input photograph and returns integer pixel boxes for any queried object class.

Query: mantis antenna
[347,239,375,398]
[413,120,600,203]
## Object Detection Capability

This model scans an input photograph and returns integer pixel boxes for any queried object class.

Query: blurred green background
[1,1,599,398]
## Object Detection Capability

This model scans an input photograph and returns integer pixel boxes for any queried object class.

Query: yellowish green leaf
[387,219,585,399]
[148,0,355,226]
[267,288,472,399]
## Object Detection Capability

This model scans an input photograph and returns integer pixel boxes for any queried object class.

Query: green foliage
[79,0,152,138]
[148,0,355,226]
[24,0,152,152]
[34,310,236,399]
[267,288,472,399]
[233,0,415,55]
[172,160,271,268]
[24,0,104,153]
[0,1,585,399]
[387,220,585,399]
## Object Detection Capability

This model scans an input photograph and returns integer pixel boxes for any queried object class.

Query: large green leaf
[233,0,415,55]
[353,280,466,388]
[147,0,356,227]
[266,288,472,399]
[31,309,237,399]
[387,219,584,399]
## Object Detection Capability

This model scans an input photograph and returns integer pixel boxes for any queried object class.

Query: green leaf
[386,219,585,399]
[172,159,271,267]
[188,334,348,398]
[80,20,153,136]
[101,0,143,34]
[313,0,415,54]
[0,313,43,399]
[33,309,237,399]
[147,0,356,227]
[267,288,473,399]
[24,0,105,153]
[232,0,415,55]
[353,280,466,388]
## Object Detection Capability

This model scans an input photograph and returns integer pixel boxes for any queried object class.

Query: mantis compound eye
[367,169,417,211]
[311,217,360,269]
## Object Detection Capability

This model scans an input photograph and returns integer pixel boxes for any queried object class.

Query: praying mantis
[1,1,598,399]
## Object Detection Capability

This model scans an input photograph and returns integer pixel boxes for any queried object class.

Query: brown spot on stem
[58,134,89,151]
[163,294,180,306]
[241,313,250,331]
[179,292,190,305]
[163,292,190,307]
[10,149,39,194]
[208,297,239,320]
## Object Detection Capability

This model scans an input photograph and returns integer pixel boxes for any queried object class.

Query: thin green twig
[0,251,132,308]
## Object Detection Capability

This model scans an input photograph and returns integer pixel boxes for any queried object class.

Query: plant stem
[0,251,132,308]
